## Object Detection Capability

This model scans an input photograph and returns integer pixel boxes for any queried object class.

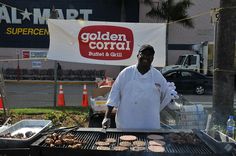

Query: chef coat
[106,65,172,129]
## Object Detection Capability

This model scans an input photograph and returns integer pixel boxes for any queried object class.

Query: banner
[47,19,166,67]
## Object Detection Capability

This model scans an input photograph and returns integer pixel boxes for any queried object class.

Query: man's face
[137,50,154,67]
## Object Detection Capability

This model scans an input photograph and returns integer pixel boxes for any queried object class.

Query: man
[102,44,179,130]
[57,63,62,80]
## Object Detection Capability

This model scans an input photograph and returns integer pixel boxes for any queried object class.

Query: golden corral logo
[78,25,134,60]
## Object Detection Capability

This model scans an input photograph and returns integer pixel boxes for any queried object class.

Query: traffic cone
[0,94,3,110]
[81,84,89,107]
[57,84,65,106]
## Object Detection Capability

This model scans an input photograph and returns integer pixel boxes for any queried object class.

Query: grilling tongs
[41,125,79,135]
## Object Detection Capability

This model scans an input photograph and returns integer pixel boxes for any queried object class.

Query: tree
[213,0,236,126]
[144,0,194,65]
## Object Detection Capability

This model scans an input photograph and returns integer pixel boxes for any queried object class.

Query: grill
[0,148,30,156]
[30,128,235,156]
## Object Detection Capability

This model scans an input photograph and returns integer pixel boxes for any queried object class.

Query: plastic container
[226,115,235,139]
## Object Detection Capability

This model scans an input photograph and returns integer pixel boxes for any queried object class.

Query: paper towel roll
[181,104,204,112]
[180,104,205,122]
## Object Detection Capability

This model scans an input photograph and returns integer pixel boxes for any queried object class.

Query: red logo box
[78,25,133,60]
[22,51,30,59]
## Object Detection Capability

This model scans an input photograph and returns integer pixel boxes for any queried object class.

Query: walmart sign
[0,0,139,48]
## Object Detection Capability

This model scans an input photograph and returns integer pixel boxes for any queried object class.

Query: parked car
[163,69,212,95]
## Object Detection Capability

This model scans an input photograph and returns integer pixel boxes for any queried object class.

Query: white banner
[47,19,166,67]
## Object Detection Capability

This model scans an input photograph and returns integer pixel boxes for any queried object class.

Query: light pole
[50,6,59,107]
[16,51,20,81]
[210,8,219,61]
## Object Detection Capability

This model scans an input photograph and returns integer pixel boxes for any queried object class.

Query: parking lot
[3,81,236,109]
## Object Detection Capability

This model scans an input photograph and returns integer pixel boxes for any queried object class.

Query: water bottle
[226,115,235,138]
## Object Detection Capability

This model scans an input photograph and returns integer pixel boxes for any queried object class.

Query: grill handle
[195,129,236,154]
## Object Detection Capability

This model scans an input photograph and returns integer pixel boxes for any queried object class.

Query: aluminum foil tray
[0,119,52,148]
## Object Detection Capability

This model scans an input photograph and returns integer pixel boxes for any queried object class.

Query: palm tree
[144,0,194,65]
[120,0,126,22]
[213,0,236,126]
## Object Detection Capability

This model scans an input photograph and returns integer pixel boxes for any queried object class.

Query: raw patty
[95,141,110,146]
[148,145,165,152]
[130,146,146,152]
[132,140,146,147]
[119,141,132,147]
[97,146,111,150]
[149,140,166,146]
[119,135,137,141]
[113,146,129,151]
[105,138,116,143]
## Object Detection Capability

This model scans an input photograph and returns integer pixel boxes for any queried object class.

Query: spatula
[99,127,107,140]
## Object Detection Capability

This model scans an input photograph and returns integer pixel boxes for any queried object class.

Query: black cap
[138,44,155,55]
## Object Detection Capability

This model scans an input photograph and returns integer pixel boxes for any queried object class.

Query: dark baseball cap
[138,44,155,55]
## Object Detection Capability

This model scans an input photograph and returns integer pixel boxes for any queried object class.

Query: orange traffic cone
[57,84,65,106]
[81,84,89,107]
[0,94,3,110]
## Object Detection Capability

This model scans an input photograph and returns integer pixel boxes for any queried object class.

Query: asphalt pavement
[4,80,96,108]
[2,80,236,109]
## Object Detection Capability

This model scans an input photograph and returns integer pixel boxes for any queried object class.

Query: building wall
[0,48,121,78]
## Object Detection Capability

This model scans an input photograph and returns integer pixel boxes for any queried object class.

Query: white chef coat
[106,65,172,129]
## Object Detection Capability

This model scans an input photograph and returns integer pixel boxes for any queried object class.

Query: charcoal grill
[30,128,235,156]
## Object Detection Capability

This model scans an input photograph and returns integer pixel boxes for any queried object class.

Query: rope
[214,68,236,73]
[168,10,211,25]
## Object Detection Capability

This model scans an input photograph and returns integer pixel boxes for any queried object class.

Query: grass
[5,106,90,115]
[0,106,91,127]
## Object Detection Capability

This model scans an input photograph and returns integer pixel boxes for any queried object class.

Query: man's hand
[102,117,111,129]
[170,90,179,100]
[168,82,179,100]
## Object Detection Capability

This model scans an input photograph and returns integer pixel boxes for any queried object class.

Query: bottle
[226,115,235,138]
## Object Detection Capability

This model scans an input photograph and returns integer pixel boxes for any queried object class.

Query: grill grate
[39,131,214,154]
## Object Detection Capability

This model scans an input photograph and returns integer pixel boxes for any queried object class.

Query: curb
[4,80,97,85]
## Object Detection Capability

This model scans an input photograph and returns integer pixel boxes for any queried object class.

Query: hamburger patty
[97,146,110,150]
[147,134,164,140]
[148,145,165,152]
[105,138,116,143]
[119,141,132,147]
[95,141,110,146]
[113,146,129,151]
[130,146,146,152]
[149,140,166,146]
[119,135,137,141]
[133,140,146,147]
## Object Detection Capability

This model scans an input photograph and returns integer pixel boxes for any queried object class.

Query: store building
[0,0,219,79]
